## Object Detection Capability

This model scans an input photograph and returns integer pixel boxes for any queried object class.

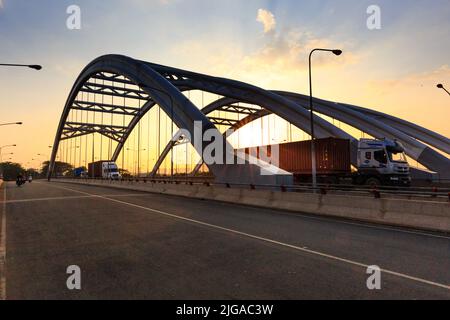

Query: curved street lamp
[0,122,23,127]
[36,153,50,163]
[309,48,342,192]
[0,63,42,71]
[0,144,17,149]
[437,84,450,96]
[37,153,49,158]
[0,144,17,177]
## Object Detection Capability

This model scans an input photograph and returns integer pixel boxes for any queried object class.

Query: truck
[354,139,411,187]
[88,161,122,180]
[238,138,411,187]
[73,167,86,178]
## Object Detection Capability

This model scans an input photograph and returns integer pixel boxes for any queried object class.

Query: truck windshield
[374,150,388,164]
[388,151,407,163]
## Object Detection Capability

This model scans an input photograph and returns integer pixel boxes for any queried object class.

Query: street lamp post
[0,144,17,178]
[437,84,450,96]
[309,48,342,192]
[0,63,42,70]
[0,144,17,162]
[0,153,14,171]
[0,122,23,127]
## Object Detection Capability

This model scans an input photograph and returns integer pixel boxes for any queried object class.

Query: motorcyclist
[16,173,25,187]
[28,175,33,183]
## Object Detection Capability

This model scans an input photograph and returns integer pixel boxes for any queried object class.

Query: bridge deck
[1,181,449,299]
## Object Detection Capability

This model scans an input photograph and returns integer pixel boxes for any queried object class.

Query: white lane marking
[49,181,450,240]
[0,193,150,204]
[48,183,450,292]
[0,183,7,300]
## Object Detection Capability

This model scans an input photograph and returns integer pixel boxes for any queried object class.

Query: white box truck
[88,161,122,180]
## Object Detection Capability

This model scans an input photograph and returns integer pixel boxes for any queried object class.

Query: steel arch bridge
[49,54,450,183]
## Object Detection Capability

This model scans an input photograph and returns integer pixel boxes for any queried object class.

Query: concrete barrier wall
[56,179,450,233]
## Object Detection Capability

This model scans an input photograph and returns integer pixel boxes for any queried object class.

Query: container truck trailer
[238,138,411,187]
[88,161,121,180]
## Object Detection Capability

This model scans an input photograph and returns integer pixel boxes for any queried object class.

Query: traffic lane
[118,192,450,286]
[4,180,78,201]
[3,181,150,203]
[5,190,450,299]
[47,182,450,286]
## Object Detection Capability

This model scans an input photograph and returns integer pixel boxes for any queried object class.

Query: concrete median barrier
[55,179,450,233]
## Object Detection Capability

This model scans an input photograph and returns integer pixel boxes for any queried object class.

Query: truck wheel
[365,177,381,188]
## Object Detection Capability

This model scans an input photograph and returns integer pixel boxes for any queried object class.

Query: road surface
[1,181,449,299]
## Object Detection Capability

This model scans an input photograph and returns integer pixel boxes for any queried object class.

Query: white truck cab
[102,162,121,180]
[356,139,411,187]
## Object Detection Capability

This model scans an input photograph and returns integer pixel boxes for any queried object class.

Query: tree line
[0,161,74,181]
[0,161,133,180]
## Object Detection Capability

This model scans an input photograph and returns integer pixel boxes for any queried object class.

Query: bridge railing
[54,176,450,202]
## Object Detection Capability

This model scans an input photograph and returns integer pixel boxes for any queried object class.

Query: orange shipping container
[238,138,351,175]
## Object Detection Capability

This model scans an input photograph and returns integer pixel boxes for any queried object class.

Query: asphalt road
[1,180,449,300]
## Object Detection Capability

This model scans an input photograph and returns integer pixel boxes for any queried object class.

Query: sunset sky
[0,0,449,168]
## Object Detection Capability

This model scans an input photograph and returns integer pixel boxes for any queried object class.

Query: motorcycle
[16,178,26,187]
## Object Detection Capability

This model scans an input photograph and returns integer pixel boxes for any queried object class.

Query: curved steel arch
[341,103,450,154]
[51,54,449,182]
[49,55,293,185]
[276,91,450,153]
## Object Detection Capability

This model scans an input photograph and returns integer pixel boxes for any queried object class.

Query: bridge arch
[50,55,450,182]
[49,55,293,185]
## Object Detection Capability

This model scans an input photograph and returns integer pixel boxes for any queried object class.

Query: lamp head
[437,84,444,89]
[332,49,343,56]
[29,65,42,71]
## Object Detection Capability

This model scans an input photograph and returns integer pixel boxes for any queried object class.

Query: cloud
[256,9,276,33]
[172,26,358,91]
[171,9,358,90]
[0,0,4,9]
[243,30,338,71]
